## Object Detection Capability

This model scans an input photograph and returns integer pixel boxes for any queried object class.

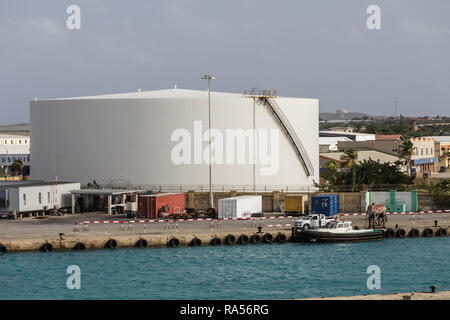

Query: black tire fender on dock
[190,237,202,247]
[73,242,86,250]
[0,244,6,254]
[250,234,261,244]
[423,228,434,238]
[210,237,222,246]
[385,228,395,238]
[168,237,180,247]
[275,233,287,243]
[238,235,249,245]
[263,233,273,243]
[353,226,360,230]
[224,234,235,245]
[105,239,118,249]
[437,228,447,237]
[396,229,406,238]
[41,242,53,252]
[136,238,148,248]
[409,228,419,237]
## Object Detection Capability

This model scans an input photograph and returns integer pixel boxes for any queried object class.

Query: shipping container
[311,194,339,216]
[284,195,307,214]
[137,193,186,219]
[218,195,262,219]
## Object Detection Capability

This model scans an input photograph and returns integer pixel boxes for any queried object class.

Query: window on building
[48,192,50,203]
[426,148,428,155]
[23,194,26,206]
[4,140,7,144]
[38,193,42,204]
[421,148,424,155]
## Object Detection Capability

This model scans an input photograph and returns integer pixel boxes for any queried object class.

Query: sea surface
[0,238,449,299]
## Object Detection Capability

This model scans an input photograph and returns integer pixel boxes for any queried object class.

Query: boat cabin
[325,220,353,231]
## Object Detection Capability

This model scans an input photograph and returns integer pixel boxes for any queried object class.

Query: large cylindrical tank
[30,88,319,190]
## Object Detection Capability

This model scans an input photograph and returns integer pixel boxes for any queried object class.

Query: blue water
[0,238,449,299]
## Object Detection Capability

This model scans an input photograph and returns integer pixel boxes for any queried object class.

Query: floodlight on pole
[201,75,215,208]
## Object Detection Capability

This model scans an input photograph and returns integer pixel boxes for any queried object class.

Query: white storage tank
[30,88,319,190]
[218,195,262,219]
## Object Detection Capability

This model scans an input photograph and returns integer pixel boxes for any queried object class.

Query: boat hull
[292,228,383,243]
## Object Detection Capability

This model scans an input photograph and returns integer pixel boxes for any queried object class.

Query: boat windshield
[327,222,337,229]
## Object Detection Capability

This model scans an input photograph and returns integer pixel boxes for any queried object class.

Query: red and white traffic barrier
[338,209,450,217]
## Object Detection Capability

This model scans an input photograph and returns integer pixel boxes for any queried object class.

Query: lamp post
[201,75,215,208]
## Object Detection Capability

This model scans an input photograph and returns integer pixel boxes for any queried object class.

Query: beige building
[320,150,404,173]
[426,136,450,170]
[410,137,438,176]
[338,134,403,156]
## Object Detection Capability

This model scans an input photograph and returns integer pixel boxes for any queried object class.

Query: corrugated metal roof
[71,189,142,195]
[320,150,400,164]
[0,180,77,188]
[426,136,450,143]
[375,134,403,141]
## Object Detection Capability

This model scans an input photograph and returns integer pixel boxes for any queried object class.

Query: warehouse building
[30,88,319,192]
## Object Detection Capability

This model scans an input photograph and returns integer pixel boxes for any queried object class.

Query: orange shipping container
[137,193,186,219]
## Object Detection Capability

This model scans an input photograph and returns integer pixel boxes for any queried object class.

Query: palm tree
[325,160,338,171]
[11,159,24,176]
[340,149,358,168]
[399,139,413,175]
[340,149,358,188]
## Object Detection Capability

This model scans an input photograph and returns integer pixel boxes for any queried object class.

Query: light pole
[201,75,215,208]
[0,145,8,178]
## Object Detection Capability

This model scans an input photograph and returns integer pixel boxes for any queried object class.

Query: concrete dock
[301,290,450,300]
[0,212,448,252]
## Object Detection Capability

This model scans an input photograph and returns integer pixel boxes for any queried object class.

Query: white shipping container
[218,195,262,219]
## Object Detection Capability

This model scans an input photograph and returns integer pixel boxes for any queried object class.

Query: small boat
[292,220,383,243]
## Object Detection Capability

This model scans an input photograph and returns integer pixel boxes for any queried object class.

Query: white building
[0,134,29,146]
[319,137,352,152]
[319,131,375,142]
[0,134,30,175]
[0,180,80,216]
[30,88,319,191]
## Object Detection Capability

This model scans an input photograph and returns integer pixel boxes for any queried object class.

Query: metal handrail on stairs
[260,97,314,177]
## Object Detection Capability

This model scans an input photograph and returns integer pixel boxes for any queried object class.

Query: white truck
[294,214,336,230]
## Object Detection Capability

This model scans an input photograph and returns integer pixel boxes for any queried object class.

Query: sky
[1,0,450,124]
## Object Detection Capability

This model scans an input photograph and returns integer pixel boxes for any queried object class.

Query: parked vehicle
[293,214,336,230]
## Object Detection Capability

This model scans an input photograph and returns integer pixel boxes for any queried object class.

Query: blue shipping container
[311,195,339,216]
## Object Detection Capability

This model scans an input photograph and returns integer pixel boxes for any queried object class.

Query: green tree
[339,149,358,188]
[339,149,358,168]
[11,159,24,176]
[399,139,413,175]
